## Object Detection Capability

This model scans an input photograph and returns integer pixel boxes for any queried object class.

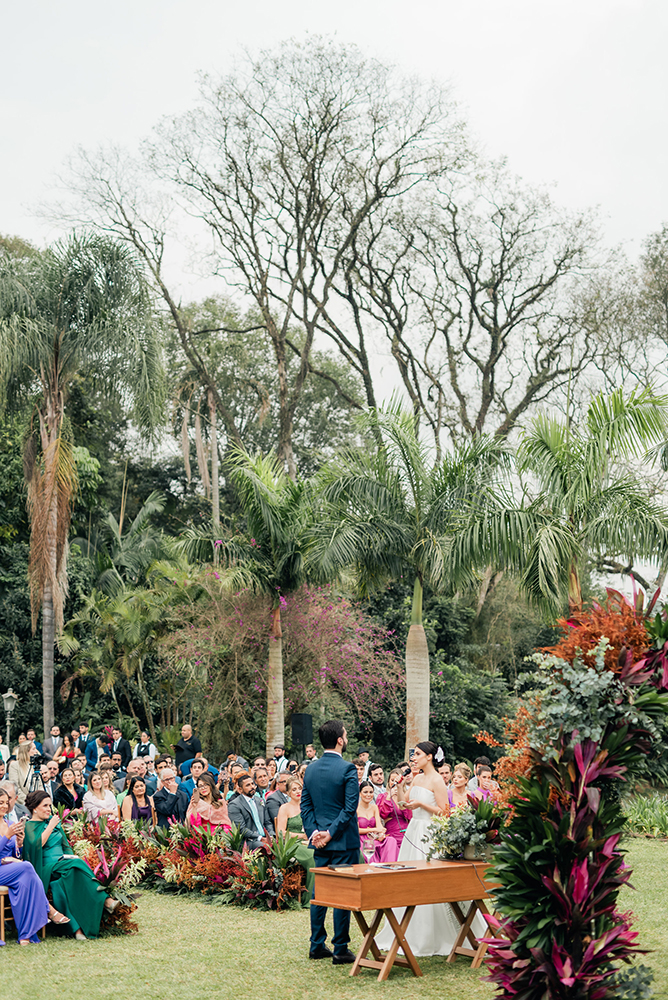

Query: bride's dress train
[374,785,486,957]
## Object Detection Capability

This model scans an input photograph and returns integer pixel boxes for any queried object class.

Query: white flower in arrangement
[116,857,148,891]
[120,820,141,841]
[72,838,95,858]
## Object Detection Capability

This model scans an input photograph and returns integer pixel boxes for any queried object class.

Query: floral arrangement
[62,815,308,913]
[425,795,505,860]
[483,595,667,999]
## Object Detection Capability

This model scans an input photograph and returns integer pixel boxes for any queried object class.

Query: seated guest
[351,757,365,783]
[155,755,181,785]
[227,773,267,848]
[181,758,208,796]
[53,734,76,770]
[221,750,250,771]
[133,731,157,762]
[264,771,289,836]
[186,773,231,833]
[297,763,308,781]
[369,764,386,800]
[109,752,126,781]
[40,764,59,801]
[24,790,118,940]
[120,776,154,823]
[373,769,412,862]
[100,768,117,795]
[114,758,156,795]
[252,757,267,769]
[222,762,245,800]
[70,758,86,785]
[180,755,219,780]
[357,780,386,859]
[275,775,315,904]
[82,771,119,821]
[7,743,33,805]
[53,767,85,812]
[0,788,68,943]
[0,761,5,781]
[266,759,277,780]
[252,767,270,800]
[153,769,190,828]
[0,781,29,822]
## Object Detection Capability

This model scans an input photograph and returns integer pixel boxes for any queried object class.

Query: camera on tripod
[31,754,47,769]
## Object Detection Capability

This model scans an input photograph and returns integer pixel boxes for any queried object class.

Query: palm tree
[60,586,167,745]
[313,407,507,756]
[182,449,315,757]
[457,387,668,613]
[75,490,172,595]
[0,233,165,731]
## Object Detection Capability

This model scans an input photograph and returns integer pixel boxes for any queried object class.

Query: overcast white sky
[3,0,667,289]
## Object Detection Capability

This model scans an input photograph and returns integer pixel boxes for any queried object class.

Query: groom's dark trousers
[301,750,361,956]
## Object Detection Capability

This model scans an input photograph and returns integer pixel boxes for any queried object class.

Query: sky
[3,0,668,294]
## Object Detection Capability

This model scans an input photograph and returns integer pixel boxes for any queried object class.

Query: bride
[375,740,484,957]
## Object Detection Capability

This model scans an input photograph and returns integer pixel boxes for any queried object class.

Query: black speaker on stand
[291,713,313,761]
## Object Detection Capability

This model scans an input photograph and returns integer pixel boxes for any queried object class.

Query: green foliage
[624,793,668,837]
[426,808,481,860]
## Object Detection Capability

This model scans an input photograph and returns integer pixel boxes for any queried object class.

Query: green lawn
[5,840,667,1000]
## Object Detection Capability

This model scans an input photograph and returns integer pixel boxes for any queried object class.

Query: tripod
[28,766,47,794]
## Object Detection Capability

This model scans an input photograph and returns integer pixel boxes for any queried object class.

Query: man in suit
[153,768,190,827]
[180,758,208,798]
[301,720,360,965]
[40,764,59,800]
[76,722,93,753]
[84,734,105,773]
[42,725,63,762]
[227,773,268,849]
[108,727,132,768]
[26,728,43,754]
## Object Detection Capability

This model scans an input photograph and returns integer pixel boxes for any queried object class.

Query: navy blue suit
[301,750,360,954]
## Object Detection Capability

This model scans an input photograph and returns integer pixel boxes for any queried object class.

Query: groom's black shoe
[332,949,356,965]
[309,945,333,959]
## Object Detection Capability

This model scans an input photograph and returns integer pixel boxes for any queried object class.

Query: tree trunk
[568,560,583,613]
[41,582,55,733]
[209,390,220,566]
[405,576,430,758]
[136,658,159,745]
[266,606,285,758]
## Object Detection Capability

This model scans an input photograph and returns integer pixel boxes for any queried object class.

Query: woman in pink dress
[357,781,385,860]
[373,769,412,862]
[186,773,231,833]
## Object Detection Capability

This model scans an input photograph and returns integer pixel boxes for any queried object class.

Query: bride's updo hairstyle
[415,741,438,762]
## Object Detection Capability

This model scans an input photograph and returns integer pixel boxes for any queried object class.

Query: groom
[301,719,360,965]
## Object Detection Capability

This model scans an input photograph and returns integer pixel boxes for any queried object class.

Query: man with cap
[273,744,289,774]
[356,746,372,781]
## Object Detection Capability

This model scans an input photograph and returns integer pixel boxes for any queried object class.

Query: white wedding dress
[374,785,486,957]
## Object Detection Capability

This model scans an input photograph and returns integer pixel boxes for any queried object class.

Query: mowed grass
[4,840,667,1000]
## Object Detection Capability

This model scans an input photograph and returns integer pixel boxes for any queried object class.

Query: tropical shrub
[485,601,668,998]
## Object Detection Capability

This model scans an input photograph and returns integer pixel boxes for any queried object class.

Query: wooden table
[311,860,500,981]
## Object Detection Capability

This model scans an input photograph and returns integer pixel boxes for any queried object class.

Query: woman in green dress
[275,775,315,905]
[23,790,117,940]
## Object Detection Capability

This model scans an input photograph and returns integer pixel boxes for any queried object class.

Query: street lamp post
[2,688,18,749]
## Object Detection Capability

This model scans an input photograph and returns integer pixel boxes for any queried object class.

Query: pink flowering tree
[159,581,403,755]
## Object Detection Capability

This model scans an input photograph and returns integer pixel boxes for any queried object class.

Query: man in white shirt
[356,746,372,780]
[368,764,386,800]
